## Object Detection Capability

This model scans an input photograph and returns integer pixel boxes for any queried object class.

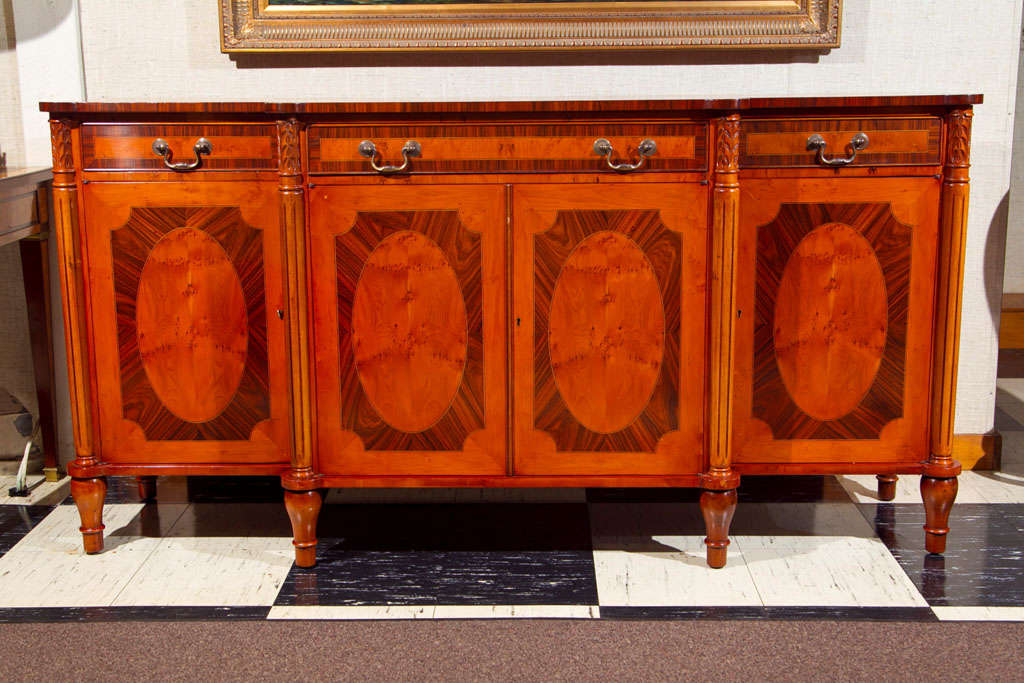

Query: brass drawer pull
[359,140,421,174]
[593,138,657,172]
[806,132,869,167]
[151,138,212,171]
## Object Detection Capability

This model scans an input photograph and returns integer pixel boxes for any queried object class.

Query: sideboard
[41,96,978,568]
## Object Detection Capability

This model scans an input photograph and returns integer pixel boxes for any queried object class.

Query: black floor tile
[0,504,53,557]
[859,503,1024,607]
[586,476,851,504]
[274,503,598,607]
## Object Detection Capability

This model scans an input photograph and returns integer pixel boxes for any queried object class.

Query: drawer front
[309,123,706,174]
[740,117,942,168]
[82,124,279,172]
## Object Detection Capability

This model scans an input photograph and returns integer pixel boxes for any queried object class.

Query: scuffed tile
[268,605,436,620]
[737,535,928,607]
[112,535,294,607]
[593,539,761,607]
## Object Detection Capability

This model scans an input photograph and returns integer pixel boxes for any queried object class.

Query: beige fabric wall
[0,0,37,449]
[0,0,23,168]
[10,0,1022,437]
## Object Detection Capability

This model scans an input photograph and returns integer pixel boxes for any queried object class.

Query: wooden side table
[0,167,60,482]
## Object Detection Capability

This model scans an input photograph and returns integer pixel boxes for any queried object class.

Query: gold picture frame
[219,0,842,52]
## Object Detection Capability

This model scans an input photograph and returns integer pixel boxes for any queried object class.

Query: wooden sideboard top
[40,94,982,117]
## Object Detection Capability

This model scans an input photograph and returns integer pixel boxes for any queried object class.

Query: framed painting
[219,0,842,51]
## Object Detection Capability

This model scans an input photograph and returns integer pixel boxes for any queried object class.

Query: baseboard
[953,432,1001,471]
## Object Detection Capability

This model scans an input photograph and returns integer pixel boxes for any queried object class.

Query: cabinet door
[310,185,507,476]
[733,177,940,465]
[82,182,290,465]
[513,184,707,475]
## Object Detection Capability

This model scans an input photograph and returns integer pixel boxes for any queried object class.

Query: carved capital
[49,119,74,173]
[945,109,972,169]
[714,114,740,174]
[277,118,302,177]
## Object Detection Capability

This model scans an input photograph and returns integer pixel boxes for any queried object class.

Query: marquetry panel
[82,182,290,466]
[535,211,679,452]
[513,183,707,477]
[310,185,506,477]
[753,203,911,440]
[309,123,706,174]
[337,212,483,451]
[740,118,942,168]
[113,207,270,440]
[82,124,279,171]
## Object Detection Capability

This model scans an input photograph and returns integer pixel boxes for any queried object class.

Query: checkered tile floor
[0,468,1021,623]
[0,368,1021,623]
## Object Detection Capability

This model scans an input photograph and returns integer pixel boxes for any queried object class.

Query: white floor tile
[932,606,1024,621]
[9,504,177,553]
[592,536,761,607]
[111,536,294,607]
[432,605,598,619]
[736,535,928,608]
[0,475,70,506]
[325,488,586,504]
[0,539,156,607]
[268,605,437,620]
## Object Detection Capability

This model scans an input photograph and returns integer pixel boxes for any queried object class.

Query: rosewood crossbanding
[42,96,978,570]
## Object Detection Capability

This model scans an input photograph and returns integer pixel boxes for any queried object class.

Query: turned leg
[921,475,958,554]
[284,489,323,568]
[876,474,898,501]
[70,477,107,554]
[700,488,738,569]
[137,476,157,502]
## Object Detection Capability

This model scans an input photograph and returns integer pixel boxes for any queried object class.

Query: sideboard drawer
[82,124,279,172]
[308,122,706,174]
[740,117,942,168]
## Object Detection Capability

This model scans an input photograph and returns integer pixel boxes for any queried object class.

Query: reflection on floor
[0,367,1019,623]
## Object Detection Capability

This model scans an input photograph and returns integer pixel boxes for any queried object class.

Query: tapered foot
[70,477,107,554]
[876,474,898,502]
[700,488,738,569]
[921,475,958,554]
[137,476,157,502]
[284,489,323,568]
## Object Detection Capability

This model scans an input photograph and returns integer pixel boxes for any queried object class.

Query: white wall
[10,0,1024,436]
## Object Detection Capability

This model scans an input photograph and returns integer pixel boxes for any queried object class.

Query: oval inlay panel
[136,227,248,423]
[352,230,468,433]
[774,222,888,422]
[549,231,665,434]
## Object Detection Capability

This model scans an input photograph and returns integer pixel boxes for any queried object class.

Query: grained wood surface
[309,123,705,174]
[39,95,983,116]
[134,226,249,424]
[734,179,939,464]
[740,117,942,167]
[771,221,890,424]
[351,229,469,433]
[310,185,506,477]
[82,124,278,171]
[514,183,706,476]
[547,231,665,435]
[83,182,290,465]
[113,207,268,440]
